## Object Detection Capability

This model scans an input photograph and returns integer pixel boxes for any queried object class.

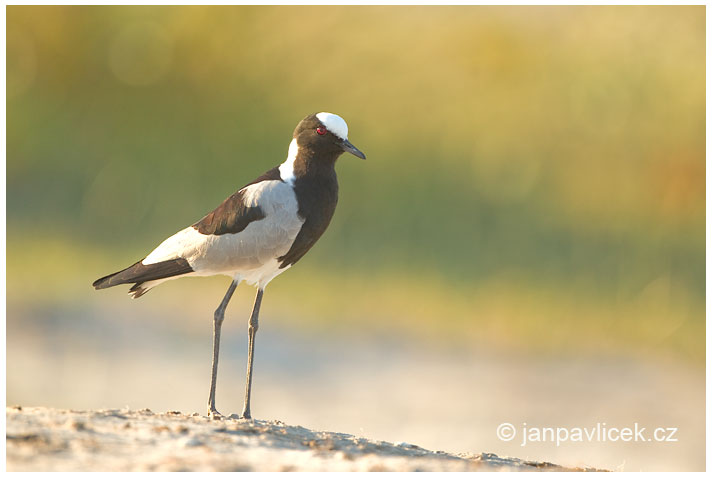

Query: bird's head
[292,112,366,160]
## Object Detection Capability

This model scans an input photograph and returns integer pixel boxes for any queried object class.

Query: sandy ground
[7,300,704,471]
[6,406,601,472]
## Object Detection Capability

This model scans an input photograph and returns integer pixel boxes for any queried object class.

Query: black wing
[192,167,282,236]
[92,258,193,290]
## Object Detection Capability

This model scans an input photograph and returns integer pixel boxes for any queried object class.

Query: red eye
[316,127,326,135]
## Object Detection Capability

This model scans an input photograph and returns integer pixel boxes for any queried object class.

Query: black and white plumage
[93,112,366,419]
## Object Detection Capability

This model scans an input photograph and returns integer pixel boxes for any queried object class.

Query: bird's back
[144,175,306,285]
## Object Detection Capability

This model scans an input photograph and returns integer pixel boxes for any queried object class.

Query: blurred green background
[6,6,705,471]
[8,5,704,359]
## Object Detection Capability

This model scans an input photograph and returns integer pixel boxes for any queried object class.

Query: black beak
[341,139,366,160]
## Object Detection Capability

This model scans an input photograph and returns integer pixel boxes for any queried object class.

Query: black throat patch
[277,138,341,268]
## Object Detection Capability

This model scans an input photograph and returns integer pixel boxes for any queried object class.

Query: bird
[92,112,366,419]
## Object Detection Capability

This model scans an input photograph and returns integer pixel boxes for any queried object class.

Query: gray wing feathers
[143,180,304,276]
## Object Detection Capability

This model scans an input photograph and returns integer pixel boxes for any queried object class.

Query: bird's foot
[208,408,224,420]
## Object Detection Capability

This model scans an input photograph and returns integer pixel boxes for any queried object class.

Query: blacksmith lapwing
[93,112,366,419]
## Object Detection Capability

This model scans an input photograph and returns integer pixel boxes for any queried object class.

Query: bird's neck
[279,139,339,184]
[294,149,338,179]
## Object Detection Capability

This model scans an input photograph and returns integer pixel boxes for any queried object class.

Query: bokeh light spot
[7,28,37,98]
[108,21,173,87]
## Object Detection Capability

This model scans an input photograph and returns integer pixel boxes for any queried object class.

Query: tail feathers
[92,258,194,298]
[128,282,151,299]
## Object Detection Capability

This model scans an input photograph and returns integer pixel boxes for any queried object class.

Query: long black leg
[241,288,264,419]
[207,280,238,418]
